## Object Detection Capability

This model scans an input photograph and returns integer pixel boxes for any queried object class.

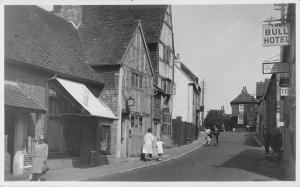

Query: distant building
[230,86,259,130]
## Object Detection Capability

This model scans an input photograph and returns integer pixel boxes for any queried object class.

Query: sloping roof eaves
[5,82,46,112]
[180,62,199,83]
[230,92,259,104]
[82,5,167,43]
[5,5,103,84]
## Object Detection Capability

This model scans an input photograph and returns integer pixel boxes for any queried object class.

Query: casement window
[131,115,135,128]
[163,46,172,64]
[238,114,244,124]
[131,73,143,88]
[161,78,172,94]
[239,104,245,112]
[130,115,143,135]
[138,117,143,134]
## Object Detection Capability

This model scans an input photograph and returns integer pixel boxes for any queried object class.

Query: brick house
[230,86,259,131]
[5,6,117,173]
[53,5,175,147]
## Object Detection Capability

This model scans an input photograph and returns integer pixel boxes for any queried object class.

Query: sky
[172,4,281,114]
[38,4,281,114]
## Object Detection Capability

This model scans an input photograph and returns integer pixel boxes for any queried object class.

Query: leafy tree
[204,110,225,129]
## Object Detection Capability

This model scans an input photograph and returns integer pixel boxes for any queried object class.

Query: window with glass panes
[130,115,143,135]
[163,46,172,64]
[131,73,143,88]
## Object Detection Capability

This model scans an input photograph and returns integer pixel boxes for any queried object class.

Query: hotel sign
[280,87,289,96]
[263,23,290,47]
[262,62,289,74]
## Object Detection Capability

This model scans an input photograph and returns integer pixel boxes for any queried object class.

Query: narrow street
[87,132,284,181]
[4,4,296,185]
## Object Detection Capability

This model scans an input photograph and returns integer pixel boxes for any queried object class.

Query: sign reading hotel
[263,23,290,47]
[280,87,289,96]
[262,62,289,74]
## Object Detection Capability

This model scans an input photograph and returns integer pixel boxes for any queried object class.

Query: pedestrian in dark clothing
[271,129,283,159]
[264,131,271,154]
[213,126,220,145]
[30,135,48,181]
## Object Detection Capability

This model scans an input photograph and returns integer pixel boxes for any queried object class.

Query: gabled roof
[175,62,200,90]
[79,22,138,65]
[179,62,199,84]
[79,21,154,76]
[81,5,168,43]
[5,5,102,84]
[230,87,259,104]
[5,81,46,112]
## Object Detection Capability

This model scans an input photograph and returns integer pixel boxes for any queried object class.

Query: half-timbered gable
[79,19,154,158]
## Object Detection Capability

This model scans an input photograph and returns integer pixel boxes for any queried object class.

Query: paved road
[87,132,284,181]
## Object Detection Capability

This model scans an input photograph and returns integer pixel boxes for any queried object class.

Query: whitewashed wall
[172,63,193,123]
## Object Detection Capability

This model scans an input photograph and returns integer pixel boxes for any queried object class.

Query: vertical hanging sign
[262,23,290,47]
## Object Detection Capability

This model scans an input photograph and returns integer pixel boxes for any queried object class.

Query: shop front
[47,78,117,168]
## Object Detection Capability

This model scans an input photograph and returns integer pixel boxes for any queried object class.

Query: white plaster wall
[172,64,192,123]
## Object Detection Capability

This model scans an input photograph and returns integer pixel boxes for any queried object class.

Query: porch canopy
[55,78,117,119]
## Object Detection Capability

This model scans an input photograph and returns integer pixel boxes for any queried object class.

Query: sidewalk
[5,132,206,181]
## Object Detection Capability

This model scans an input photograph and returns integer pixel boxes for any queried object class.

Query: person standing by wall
[271,128,283,160]
[264,128,272,154]
[30,135,48,181]
[142,128,155,161]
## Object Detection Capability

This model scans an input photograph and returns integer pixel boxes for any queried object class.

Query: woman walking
[142,128,155,161]
[213,126,220,145]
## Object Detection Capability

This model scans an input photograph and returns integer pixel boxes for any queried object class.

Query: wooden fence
[172,117,197,146]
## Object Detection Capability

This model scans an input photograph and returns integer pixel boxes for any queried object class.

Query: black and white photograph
[2,0,297,186]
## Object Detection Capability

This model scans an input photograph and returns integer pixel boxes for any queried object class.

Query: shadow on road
[243,134,262,147]
[217,148,292,180]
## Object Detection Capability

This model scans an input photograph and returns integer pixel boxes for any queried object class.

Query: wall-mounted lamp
[128,96,135,106]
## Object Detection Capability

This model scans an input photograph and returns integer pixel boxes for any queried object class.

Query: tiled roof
[81,5,168,43]
[231,87,258,104]
[5,82,46,112]
[79,22,138,65]
[5,5,102,83]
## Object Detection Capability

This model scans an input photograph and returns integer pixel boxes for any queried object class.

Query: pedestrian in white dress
[142,128,155,161]
[205,128,212,146]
